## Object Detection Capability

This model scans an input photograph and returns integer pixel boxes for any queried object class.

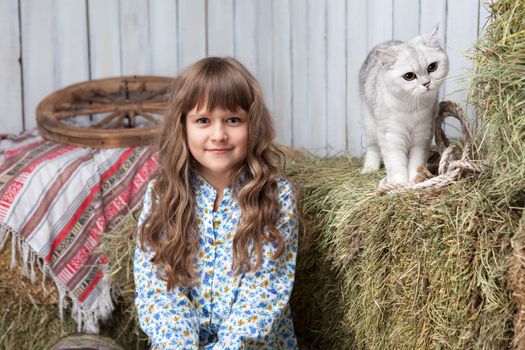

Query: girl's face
[186,105,248,183]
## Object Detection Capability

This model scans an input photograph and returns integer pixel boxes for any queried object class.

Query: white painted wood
[290,0,308,151]
[272,0,292,145]
[306,0,327,156]
[419,0,447,40]
[21,0,54,130]
[478,0,491,38]
[21,0,88,130]
[326,0,347,154]
[419,0,447,114]
[2,0,485,155]
[88,0,120,123]
[446,0,479,137]
[393,0,419,40]
[475,1,491,130]
[367,0,394,50]
[255,0,274,112]
[149,0,178,76]
[207,0,235,57]
[88,0,121,79]
[347,0,368,156]
[120,0,151,75]
[0,0,23,134]
[54,0,89,87]
[234,0,257,74]
[178,0,206,69]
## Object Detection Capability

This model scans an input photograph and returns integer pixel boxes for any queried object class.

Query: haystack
[290,1,524,347]
[100,0,525,348]
[0,0,523,348]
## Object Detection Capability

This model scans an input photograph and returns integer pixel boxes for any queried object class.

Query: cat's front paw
[378,177,408,187]
[360,166,378,174]
[377,177,410,194]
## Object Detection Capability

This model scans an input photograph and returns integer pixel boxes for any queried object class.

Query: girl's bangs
[184,60,254,113]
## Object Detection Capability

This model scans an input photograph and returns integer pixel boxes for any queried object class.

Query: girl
[134,57,299,350]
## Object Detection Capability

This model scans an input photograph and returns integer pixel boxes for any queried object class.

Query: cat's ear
[425,24,441,48]
[375,49,396,68]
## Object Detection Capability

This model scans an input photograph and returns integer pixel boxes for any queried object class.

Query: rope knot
[378,101,482,195]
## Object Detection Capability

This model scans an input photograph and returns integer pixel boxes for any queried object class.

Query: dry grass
[0,0,523,348]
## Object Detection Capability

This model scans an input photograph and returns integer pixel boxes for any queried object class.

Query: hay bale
[1,1,524,348]
[100,155,521,349]
[296,165,520,349]
[471,2,525,346]
[0,240,75,350]
[509,212,525,349]
[289,0,525,346]
[0,241,59,305]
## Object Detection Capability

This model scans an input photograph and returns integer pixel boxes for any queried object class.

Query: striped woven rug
[0,130,157,332]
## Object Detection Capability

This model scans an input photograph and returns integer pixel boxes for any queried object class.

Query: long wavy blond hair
[139,57,286,290]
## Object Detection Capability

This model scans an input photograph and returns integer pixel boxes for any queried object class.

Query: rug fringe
[0,223,114,333]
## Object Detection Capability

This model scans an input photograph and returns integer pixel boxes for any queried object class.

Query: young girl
[134,57,299,349]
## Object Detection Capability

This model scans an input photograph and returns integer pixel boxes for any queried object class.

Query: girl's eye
[196,118,209,124]
[427,62,438,73]
[403,72,416,81]
[226,117,241,123]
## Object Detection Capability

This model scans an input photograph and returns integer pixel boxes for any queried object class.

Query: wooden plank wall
[0,0,489,156]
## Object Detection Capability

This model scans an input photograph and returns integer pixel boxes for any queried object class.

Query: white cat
[359,26,449,184]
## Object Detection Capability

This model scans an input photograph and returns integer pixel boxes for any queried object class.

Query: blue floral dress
[134,175,299,349]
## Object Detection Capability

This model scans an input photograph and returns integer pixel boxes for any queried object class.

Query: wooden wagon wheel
[36,76,172,148]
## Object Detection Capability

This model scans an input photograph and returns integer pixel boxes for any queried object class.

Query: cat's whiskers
[434,76,449,83]
[404,93,418,112]
[402,94,413,112]
[410,94,417,112]
[410,94,418,112]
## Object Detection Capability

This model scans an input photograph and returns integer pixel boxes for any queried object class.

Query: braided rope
[377,101,482,195]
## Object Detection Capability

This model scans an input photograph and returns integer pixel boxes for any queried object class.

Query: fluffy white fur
[359,26,449,184]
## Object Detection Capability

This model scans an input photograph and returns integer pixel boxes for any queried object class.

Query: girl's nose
[211,124,227,141]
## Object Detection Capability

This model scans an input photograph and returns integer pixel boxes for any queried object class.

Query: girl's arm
[211,181,299,349]
[134,181,199,350]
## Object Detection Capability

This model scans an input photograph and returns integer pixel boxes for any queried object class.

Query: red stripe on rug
[0,144,74,219]
[3,140,46,161]
[45,148,135,263]
[20,153,94,239]
[78,269,103,303]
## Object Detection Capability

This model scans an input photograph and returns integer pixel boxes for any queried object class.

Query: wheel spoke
[138,111,161,125]
[91,111,122,128]
[128,110,137,128]
[113,112,126,128]
[140,89,168,102]
[141,101,167,112]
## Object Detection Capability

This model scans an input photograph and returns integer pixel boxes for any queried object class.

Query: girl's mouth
[206,148,233,154]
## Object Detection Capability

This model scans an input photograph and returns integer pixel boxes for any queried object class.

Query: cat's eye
[403,72,416,81]
[427,62,438,73]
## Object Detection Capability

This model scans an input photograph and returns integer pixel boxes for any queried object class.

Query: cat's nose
[423,81,431,88]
